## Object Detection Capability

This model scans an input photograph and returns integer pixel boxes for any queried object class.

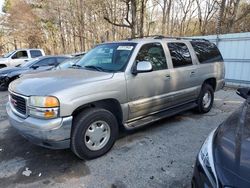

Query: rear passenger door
[126,42,172,119]
[167,42,200,105]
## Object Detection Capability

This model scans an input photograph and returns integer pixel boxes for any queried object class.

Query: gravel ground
[0,88,244,188]
[0,91,8,121]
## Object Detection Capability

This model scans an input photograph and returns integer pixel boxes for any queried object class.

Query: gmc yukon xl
[7,36,225,159]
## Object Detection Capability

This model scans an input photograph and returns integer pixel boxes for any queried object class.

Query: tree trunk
[131,0,137,38]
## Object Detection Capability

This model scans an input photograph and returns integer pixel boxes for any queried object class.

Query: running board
[124,102,197,130]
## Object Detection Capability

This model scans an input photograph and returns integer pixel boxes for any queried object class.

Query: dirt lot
[0,88,244,188]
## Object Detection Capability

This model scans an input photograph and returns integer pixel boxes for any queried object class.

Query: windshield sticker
[117,46,134,51]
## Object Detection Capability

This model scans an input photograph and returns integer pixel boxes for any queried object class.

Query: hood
[213,101,250,186]
[0,67,22,75]
[0,58,8,62]
[9,69,114,96]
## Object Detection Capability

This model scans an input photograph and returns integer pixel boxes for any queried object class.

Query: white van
[0,49,45,68]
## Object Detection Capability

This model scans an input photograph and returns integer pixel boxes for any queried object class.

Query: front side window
[190,41,223,64]
[168,43,193,68]
[76,43,136,72]
[30,50,42,58]
[12,51,28,59]
[136,43,167,71]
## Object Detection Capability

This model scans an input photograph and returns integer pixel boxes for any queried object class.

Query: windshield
[56,56,82,69]
[76,43,136,72]
[2,50,16,58]
[19,58,39,68]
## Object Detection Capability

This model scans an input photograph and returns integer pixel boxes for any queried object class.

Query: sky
[0,0,3,13]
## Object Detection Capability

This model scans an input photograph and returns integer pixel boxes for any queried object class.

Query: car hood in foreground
[9,69,114,96]
[213,101,250,187]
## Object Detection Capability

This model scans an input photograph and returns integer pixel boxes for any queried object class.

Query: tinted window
[191,41,223,64]
[30,50,42,58]
[56,57,69,64]
[136,43,167,71]
[12,51,28,59]
[168,43,192,68]
[35,58,56,66]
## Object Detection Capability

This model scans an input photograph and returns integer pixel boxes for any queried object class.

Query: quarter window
[136,43,167,71]
[190,41,223,64]
[167,43,193,68]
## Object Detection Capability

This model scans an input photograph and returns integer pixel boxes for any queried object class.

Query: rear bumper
[216,79,225,91]
[6,102,72,149]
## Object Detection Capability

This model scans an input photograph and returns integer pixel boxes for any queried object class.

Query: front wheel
[71,108,119,160]
[196,84,214,113]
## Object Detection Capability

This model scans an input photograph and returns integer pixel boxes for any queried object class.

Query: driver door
[126,42,172,120]
[10,50,29,66]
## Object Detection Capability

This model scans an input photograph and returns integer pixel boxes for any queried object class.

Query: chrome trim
[8,90,29,118]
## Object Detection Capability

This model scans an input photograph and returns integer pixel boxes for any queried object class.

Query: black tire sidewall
[197,84,214,113]
[71,108,118,159]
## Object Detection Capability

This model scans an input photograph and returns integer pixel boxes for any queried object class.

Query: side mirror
[236,88,250,99]
[132,61,153,75]
[31,65,39,69]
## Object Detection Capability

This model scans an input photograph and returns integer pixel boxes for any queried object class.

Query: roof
[38,55,71,59]
[104,35,209,44]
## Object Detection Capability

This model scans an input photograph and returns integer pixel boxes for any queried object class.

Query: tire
[0,64,6,69]
[71,108,119,160]
[196,84,214,113]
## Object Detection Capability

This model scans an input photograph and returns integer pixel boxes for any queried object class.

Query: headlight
[199,129,218,187]
[29,96,59,108]
[0,74,8,77]
[28,96,59,119]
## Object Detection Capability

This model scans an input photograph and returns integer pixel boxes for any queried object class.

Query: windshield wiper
[70,64,83,69]
[84,65,107,72]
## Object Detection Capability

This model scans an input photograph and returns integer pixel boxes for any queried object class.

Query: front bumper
[6,102,72,149]
[192,158,214,188]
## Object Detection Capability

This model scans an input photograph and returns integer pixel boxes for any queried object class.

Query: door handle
[165,74,171,79]
[190,71,195,76]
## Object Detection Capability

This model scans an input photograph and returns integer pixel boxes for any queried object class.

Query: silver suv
[7,36,225,159]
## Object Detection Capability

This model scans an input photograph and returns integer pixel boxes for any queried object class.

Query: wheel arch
[72,98,123,129]
[203,78,216,91]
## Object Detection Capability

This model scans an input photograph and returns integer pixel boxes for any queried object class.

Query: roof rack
[126,35,209,42]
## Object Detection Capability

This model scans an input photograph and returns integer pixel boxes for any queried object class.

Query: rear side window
[136,43,167,71]
[36,58,57,66]
[56,57,69,64]
[167,43,192,68]
[30,50,43,58]
[190,41,223,64]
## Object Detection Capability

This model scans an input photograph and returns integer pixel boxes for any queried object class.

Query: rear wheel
[196,84,214,113]
[71,108,119,160]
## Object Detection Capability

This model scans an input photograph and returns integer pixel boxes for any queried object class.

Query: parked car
[7,36,225,159]
[192,88,250,188]
[0,55,69,90]
[55,55,84,70]
[0,49,45,68]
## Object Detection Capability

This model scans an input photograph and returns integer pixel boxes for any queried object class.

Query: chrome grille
[10,93,27,116]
